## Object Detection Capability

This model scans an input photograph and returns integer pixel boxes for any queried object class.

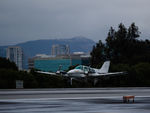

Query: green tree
[90,40,105,67]
[127,22,140,40]
[0,57,18,70]
[104,23,142,64]
[105,27,116,59]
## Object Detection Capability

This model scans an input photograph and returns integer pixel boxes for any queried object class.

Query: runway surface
[0,88,150,113]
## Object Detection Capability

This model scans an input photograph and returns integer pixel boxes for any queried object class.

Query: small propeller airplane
[37,61,127,85]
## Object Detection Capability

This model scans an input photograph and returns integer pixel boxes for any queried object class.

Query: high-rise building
[6,46,23,70]
[51,44,69,56]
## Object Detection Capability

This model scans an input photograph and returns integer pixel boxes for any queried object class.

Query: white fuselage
[67,69,86,78]
[67,61,111,78]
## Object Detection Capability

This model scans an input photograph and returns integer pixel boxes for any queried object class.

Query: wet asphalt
[0,88,150,113]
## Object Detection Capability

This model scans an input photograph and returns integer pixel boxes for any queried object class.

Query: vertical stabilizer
[99,61,110,73]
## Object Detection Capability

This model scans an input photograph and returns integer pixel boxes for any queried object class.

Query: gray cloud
[0,0,150,45]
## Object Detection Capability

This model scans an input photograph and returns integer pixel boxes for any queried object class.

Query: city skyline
[0,0,150,46]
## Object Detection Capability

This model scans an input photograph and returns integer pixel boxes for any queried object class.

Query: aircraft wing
[36,71,69,76]
[36,71,57,75]
[88,71,127,77]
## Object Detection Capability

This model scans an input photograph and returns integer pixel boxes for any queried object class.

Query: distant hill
[0,37,95,69]
[17,36,95,57]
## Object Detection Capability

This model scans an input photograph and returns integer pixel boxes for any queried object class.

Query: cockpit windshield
[75,65,95,73]
[75,65,83,70]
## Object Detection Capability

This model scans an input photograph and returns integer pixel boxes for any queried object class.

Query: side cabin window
[75,65,95,73]
[89,68,95,73]
[75,65,89,72]
[83,66,89,72]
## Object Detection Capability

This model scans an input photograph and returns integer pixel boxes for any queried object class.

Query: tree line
[90,23,150,87]
[91,23,150,66]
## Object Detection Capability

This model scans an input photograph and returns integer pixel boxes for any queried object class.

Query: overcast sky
[0,0,150,46]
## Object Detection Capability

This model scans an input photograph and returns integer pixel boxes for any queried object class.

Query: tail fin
[99,61,110,73]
